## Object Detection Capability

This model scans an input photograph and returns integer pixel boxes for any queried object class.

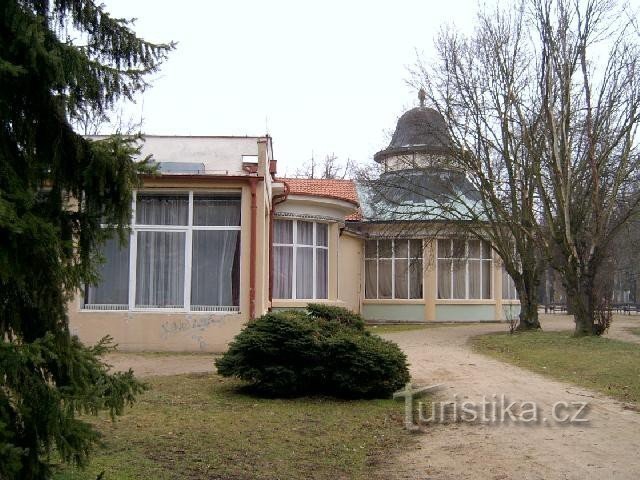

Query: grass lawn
[471,331,640,404]
[628,327,640,337]
[53,373,412,480]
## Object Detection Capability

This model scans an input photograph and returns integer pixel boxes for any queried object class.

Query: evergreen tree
[0,1,173,477]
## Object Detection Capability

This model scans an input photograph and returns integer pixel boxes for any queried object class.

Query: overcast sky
[101,0,483,175]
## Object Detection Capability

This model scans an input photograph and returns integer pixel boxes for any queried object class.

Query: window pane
[468,240,480,259]
[136,194,188,225]
[297,221,314,245]
[394,259,408,299]
[365,260,377,299]
[193,195,241,226]
[502,269,517,300]
[365,240,377,258]
[452,259,466,298]
[482,260,492,299]
[296,247,314,298]
[437,259,451,299]
[135,231,185,308]
[274,219,293,244]
[410,239,423,258]
[468,259,481,299]
[273,246,293,298]
[378,240,392,258]
[438,239,451,258]
[316,249,328,299]
[86,236,129,307]
[395,240,408,258]
[191,231,240,307]
[410,259,423,299]
[452,239,466,258]
[316,223,328,247]
[378,259,392,298]
[481,240,492,260]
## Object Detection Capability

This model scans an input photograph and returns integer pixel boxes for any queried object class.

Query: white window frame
[83,189,242,313]
[364,239,423,300]
[437,238,493,300]
[272,219,329,300]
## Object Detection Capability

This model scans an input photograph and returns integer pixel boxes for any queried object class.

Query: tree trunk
[565,269,598,336]
[515,284,541,331]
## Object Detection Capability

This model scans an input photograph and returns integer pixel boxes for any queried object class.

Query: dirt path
[104,352,216,377]
[381,315,640,480]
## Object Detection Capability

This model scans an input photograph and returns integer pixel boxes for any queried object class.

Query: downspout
[269,180,290,305]
[249,177,258,319]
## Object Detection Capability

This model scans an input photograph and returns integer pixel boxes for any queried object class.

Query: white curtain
[136,194,188,225]
[409,259,423,299]
[193,196,241,226]
[482,260,491,299]
[468,259,481,299]
[316,223,328,247]
[296,247,314,298]
[273,246,293,298]
[316,249,328,299]
[378,259,392,298]
[86,236,129,306]
[274,219,293,243]
[135,231,185,308]
[365,259,377,299]
[452,260,466,298]
[191,231,239,307]
[297,221,314,245]
[437,259,451,299]
[394,259,408,299]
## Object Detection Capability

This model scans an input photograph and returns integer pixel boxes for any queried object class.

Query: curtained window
[502,269,519,300]
[437,238,492,299]
[273,219,329,299]
[364,239,423,299]
[84,191,241,311]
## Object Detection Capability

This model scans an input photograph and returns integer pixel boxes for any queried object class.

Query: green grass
[628,327,640,337]
[53,373,412,480]
[471,331,640,404]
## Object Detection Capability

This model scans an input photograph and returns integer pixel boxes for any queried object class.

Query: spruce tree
[0,1,173,477]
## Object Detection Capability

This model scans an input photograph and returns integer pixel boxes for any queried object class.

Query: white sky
[101,0,482,175]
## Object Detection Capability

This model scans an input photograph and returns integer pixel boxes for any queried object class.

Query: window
[84,191,241,311]
[437,239,492,299]
[502,269,518,300]
[364,239,423,299]
[273,219,328,299]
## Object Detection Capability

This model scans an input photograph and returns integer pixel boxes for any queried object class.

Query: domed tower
[374,89,455,172]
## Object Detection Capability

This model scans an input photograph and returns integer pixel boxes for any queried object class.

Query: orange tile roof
[278,178,361,221]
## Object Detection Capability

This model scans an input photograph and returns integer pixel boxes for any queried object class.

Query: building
[69,101,519,351]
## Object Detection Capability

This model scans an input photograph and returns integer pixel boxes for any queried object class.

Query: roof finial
[418,88,426,108]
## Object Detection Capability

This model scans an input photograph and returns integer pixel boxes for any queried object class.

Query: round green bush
[215,307,410,398]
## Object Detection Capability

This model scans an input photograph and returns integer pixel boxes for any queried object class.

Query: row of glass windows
[437,239,492,299]
[365,239,424,299]
[85,192,241,311]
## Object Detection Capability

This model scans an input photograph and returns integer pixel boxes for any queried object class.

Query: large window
[437,239,492,299]
[273,219,328,299]
[364,239,423,299]
[84,191,241,311]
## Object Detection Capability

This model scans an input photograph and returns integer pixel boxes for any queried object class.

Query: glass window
[85,190,242,312]
[135,231,185,308]
[364,239,423,300]
[85,236,130,309]
[136,194,188,225]
[272,219,329,300]
[437,238,493,299]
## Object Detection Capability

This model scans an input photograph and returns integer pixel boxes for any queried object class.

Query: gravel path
[380,314,640,480]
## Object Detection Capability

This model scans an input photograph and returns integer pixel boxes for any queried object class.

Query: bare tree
[390,1,544,330]
[295,153,355,179]
[530,0,640,335]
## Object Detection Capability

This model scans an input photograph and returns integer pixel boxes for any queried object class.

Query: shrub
[306,303,366,331]
[215,308,410,398]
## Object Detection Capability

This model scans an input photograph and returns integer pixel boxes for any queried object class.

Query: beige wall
[337,232,362,313]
